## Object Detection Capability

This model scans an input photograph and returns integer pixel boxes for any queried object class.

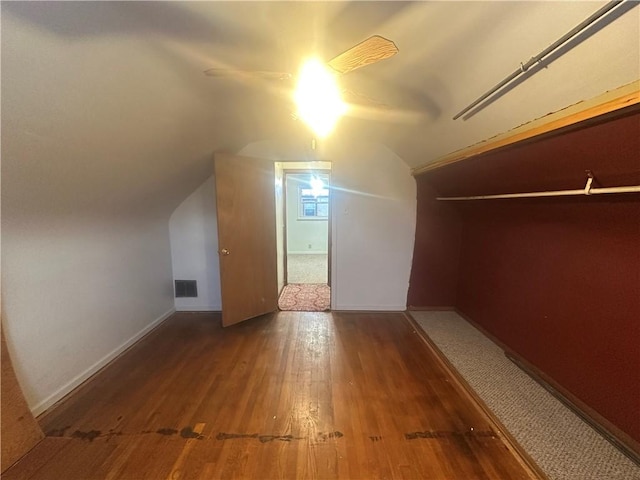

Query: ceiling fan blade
[204,68,293,81]
[327,35,398,75]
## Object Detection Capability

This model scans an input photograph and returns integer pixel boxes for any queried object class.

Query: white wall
[169,140,415,312]
[1,216,175,414]
[285,174,329,255]
[169,176,222,311]
[327,141,416,311]
[2,5,230,414]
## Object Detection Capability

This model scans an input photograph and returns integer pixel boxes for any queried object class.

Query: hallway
[286,254,328,284]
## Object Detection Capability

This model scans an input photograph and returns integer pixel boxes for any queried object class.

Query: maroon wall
[408,109,640,446]
[407,179,462,307]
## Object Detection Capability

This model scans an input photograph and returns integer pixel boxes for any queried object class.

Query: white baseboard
[32,307,176,416]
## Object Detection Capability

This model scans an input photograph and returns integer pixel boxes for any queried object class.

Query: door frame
[282,169,332,287]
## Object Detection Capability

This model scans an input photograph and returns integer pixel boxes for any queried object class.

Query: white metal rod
[452,0,625,120]
[437,185,640,201]
[590,186,640,195]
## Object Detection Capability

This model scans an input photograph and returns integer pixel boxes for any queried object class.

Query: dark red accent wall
[407,179,462,307]
[408,109,640,445]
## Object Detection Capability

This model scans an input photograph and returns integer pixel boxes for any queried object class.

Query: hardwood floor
[6,312,544,479]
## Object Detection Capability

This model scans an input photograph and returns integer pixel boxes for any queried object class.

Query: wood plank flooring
[6,311,543,479]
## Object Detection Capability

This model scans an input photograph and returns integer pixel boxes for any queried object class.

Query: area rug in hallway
[278,284,330,311]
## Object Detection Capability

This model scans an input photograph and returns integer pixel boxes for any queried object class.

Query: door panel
[1,325,44,472]
[214,154,278,327]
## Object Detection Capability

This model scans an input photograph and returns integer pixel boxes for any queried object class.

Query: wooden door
[1,324,44,472]
[214,154,278,327]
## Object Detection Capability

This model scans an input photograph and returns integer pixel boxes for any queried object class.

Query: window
[298,176,329,219]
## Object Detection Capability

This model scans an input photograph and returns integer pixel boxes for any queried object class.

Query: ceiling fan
[203,35,399,105]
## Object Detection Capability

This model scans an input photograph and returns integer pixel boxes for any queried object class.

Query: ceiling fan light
[309,176,325,197]
[294,58,347,138]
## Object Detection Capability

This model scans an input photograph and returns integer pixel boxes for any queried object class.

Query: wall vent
[175,280,198,298]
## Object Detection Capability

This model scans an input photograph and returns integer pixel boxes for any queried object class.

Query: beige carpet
[287,254,327,284]
[410,310,640,480]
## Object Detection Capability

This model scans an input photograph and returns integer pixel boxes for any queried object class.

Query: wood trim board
[403,313,549,480]
[412,82,640,176]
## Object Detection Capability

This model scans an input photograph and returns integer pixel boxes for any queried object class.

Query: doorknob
[220,248,230,256]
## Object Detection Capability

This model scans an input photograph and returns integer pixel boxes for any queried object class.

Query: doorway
[275,163,332,311]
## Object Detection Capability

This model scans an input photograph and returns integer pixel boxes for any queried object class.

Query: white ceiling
[2,1,639,220]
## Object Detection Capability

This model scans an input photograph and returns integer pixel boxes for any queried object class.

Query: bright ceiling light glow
[294,59,347,138]
[310,176,325,197]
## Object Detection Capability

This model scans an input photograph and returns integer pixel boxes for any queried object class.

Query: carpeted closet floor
[410,310,640,480]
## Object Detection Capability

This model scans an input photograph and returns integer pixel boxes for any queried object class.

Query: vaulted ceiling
[2,1,638,220]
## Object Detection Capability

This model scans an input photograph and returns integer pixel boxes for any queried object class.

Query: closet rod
[437,182,640,201]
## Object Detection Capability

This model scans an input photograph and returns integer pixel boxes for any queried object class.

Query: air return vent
[175,280,198,298]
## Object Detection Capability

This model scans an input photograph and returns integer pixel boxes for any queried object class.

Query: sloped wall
[1,4,216,414]
[408,109,640,447]
[1,215,176,414]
